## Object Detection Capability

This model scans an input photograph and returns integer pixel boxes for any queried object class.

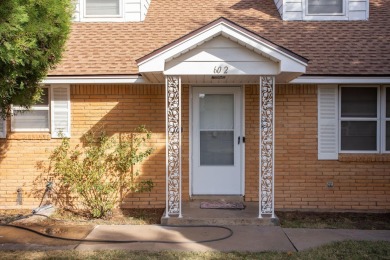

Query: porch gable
[137,17,308,84]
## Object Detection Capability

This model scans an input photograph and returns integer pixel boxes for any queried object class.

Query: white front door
[192,87,243,195]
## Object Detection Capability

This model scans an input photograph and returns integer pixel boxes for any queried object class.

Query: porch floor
[161,202,279,226]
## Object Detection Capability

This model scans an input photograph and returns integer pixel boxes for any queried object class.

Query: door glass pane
[341,87,377,118]
[200,94,234,130]
[341,121,377,151]
[386,121,390,151]
[86,0,120,15]
[200,131,234,165]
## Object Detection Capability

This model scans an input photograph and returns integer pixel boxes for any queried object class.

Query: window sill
[8,133,51,140]
[339,154,390,162]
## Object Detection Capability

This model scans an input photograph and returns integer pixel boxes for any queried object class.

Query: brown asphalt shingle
[50,0,390,76]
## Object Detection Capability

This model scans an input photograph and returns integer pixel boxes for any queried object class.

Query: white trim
[381,86,389,153]
[339,85,381,153]
[178,76,182,218]
[318,85,339,160]
[42,75,390,85]
[165,77,169,218]
[42,75,145,84]
[189,86,193,197]
[51,85,71,138]
[138,20,307,75]
[291,76,390,84]
[191,86,244,196]
[11,86,51,132]
[241,85,245,195]
[303,0,349,21]
[271,78,275,219]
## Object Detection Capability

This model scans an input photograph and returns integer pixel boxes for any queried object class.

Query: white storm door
[192,87,243,195]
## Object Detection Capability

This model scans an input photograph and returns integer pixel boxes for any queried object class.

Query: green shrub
[49,126,154,218]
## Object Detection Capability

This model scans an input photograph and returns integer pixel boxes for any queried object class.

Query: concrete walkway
[1,224,390,252]
[74,225,390,252]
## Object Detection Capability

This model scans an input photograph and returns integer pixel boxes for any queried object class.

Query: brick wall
[0,84,167,209]
[245,84,390,211]
[1,83,389,211]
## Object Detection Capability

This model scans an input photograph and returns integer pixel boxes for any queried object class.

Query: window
[318,85,389,160]
[0,118,5,138]
[11,85,71,138]
[339,86,389,153]
[12,88,50,132]
[307,0,344,15]
[85,0,120,16]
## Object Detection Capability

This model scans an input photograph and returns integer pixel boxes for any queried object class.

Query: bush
[49,126,154,218]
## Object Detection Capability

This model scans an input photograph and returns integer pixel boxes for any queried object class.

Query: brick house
[0,0,389,219]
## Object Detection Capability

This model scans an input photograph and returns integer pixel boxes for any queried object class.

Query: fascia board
[42,76,145,84]
[139,25,224,72]
[291,76,390,84]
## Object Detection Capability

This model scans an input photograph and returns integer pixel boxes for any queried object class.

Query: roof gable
[137,17,308,83]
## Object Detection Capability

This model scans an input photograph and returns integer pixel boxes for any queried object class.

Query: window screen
[308,0,343,14]
[340,87,378,151]
[86,0,120,16]
[12,88,50,131]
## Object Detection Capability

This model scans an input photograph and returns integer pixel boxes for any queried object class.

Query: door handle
[238,136,240,144]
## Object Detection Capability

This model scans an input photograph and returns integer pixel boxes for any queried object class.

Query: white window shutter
[318,85,339,160]
[51,85,71,138]
[0,119,6,138]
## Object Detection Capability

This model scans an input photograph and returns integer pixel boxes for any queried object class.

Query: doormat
[200,200,245,210]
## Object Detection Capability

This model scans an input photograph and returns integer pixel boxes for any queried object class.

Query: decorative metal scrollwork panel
[166,76,182,216]
[259,76,275,216]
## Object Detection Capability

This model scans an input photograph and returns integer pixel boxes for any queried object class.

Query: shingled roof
[49,0,390,76]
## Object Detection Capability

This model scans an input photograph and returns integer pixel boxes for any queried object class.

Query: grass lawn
[0,240,389,259]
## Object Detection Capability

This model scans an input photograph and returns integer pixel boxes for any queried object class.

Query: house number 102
[213,66,229,74]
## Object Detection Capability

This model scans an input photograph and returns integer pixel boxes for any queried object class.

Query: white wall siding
[273,0,283,18]
[349,0,369,20]
[282,0,303,21]
[141,0,151,21]
[276,0,369,21]
[124,1,142,22]
[165,36,279,75]
[74,0,152,22]
[73,0,80,22]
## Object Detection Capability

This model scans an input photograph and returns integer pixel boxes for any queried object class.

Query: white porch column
[259,76,276,218]
[165,76,182,217]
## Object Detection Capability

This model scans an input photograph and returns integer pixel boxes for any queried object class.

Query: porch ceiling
[137,17,308,84]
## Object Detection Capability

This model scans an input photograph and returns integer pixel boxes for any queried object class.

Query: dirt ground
[276,211,390,229]
[0,208,164,247]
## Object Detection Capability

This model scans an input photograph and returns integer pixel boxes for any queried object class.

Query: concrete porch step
[161,202,279,226]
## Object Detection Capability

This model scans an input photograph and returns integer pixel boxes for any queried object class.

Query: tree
[0,0,73,118]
